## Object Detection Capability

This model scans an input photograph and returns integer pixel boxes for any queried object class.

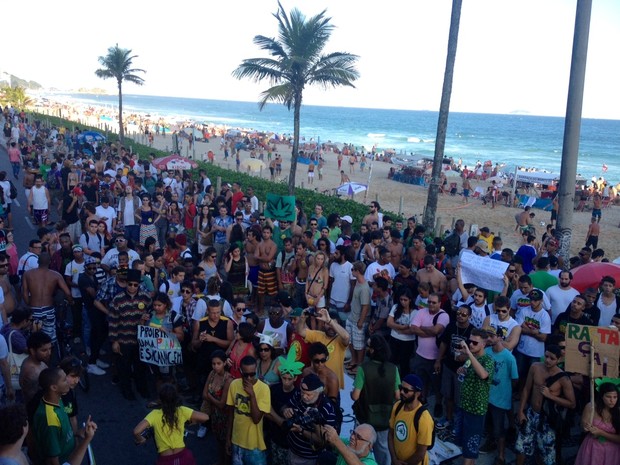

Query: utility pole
[556,0,592,266]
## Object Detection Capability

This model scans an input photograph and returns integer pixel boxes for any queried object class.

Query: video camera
[282,407,324,432]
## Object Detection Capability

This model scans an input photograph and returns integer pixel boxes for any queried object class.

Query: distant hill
[0,70,42,89]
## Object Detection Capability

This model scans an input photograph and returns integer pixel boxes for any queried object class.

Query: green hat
[289,307,304,318]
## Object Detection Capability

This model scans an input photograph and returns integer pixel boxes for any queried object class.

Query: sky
[4,0,620,119]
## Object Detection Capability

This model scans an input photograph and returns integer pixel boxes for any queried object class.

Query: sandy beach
[49,105,620,261]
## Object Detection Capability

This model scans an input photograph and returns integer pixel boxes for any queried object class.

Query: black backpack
[444,233,461,257]
[394,401,436,449]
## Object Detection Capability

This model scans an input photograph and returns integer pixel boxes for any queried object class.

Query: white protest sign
[459,253,508,292]
[137,325,183,367]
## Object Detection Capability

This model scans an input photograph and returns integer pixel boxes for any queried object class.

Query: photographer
[283,374,337,465]
[323,424,378,465]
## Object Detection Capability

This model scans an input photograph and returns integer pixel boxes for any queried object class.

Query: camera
[304,307,317,317]
[282,407,324,432]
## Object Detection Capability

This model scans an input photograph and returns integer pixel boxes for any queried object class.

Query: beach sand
[72,111,620,261]
[152,133,620,259]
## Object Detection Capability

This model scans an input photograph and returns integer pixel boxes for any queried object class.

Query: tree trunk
[423,0,462,232]
[555,0,592,265]
[288,96,302,195]
[117,80,124,144]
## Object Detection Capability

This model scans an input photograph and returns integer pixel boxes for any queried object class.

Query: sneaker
[87,364,106,375]
[96,359,110,369]
[435,418,451,430]
[197,426,207,438]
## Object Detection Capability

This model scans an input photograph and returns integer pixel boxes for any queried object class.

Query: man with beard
[388,374,434,465]
[283,373,337,464]
[546,271,580,324]
[323,423,379,465]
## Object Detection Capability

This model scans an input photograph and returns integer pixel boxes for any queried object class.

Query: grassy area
[31,112,404,226]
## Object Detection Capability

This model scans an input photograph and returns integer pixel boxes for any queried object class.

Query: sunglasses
[235,307,246,312]
[0,264,9,268]
[241,372,257,378]
[312,358,327,364]
[181,289,193,294]
[126,282,140,288]
[496,309,509,314]
[398,384,415,394]
[468,339,481,346]
[258,347,271,352]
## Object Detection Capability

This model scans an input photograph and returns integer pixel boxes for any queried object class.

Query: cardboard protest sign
[459,252,508,292]
[565,324,619,378]
[265,193,296,221]
[137,325,183,367]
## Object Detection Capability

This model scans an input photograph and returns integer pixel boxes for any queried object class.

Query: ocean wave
[367,133,385,138]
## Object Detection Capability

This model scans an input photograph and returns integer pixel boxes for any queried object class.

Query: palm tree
[95,44,145,144]
[423,0,463,233]
[0,85,34,108]
[233,1,360,194]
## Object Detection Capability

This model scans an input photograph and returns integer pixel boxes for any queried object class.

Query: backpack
[9,181,17,200]
[82,232,103,248]
[432,310,447,347]
[444,233,461,257]
[394,401,436,449]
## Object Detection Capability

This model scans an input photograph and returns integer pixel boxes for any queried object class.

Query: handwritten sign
[565,324,619,378]
[137,325,183,367]
[459,252,508,292]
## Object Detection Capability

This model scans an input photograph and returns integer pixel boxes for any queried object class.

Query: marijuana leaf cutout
[265,194,296,221]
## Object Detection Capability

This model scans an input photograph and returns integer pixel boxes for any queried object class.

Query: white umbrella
[337,182,367,197]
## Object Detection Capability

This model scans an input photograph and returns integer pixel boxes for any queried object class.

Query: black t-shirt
[268,382,297,447]
[440,321,474,373]
[82,184,98,203]
[78,272,98,309]
[62,193,79,224]
[552,311,592,335]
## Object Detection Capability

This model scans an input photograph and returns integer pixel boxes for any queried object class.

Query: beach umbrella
[152,154,198,171]
[571,262,620,292]
[78,131,106,143]
[241,159,266,172]
[336,182,367,197]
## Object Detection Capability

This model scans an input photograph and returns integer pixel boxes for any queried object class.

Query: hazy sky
[5,0,620,119]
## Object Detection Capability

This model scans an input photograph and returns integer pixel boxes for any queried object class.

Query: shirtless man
[0,253,16,317]
[591,193,602,223]
[22,253,73,344]
[19,331,53,404]
[415,255,448,298]
[408,237,427,270]
[386,229,403,268]
[362,201,381,228]
[291,242,311,308]
[515,206,534,233]
[585,216,600,249]
[256,225,278,314]
[302,342,339,401]
[515,345,576,465]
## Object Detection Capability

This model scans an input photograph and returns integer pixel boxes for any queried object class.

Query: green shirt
[33,398,75,463]
[460,353,495,416]
[336,439,378,465]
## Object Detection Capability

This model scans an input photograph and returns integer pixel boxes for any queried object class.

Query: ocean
[48,93,620,183]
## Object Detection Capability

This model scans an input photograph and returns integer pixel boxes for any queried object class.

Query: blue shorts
[457,410,485,459]
[232,445,267,465]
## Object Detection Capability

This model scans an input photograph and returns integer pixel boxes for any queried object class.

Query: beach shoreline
[34,98,620,261]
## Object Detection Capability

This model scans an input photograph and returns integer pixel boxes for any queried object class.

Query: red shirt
[231,191,244,213]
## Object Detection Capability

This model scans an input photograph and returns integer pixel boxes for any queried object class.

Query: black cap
[126,269,142,283]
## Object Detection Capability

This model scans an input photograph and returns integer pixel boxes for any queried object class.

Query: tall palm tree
[423,0,463,232]
[95,44,145,144]
[233,1,360,194]
[0,85,33,108]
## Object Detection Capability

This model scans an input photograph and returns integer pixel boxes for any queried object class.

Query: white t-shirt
[470,302,493,329]
[159,280,181,298]
[389,304,417,342]
[364,261,396,284]
[95,205,116,232]
[122,197,140,226]
[329,261,354,305]
[488,314,520,348]
[101,248,140,268]
[516,307,551,358]
[546,285,580,323]
[64,260,85,298]
[597,295,619,326]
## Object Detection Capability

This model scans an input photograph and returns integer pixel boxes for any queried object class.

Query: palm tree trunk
[423,0,462,232]
[117,80,124,144]
[288,97,302,195]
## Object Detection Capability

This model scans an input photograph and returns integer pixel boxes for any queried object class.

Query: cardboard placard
[565,324,619,378]
[137,325,183,367]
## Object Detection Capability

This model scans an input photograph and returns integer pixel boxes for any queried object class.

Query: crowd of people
[1,108,620,465]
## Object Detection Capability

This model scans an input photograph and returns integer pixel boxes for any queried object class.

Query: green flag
[265,193,296,221]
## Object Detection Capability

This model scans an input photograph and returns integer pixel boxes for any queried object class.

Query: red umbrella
[152,154,198,171]
[570,262,620,292]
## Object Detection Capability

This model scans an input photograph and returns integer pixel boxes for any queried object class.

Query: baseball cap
[301,374,324,391]
[72,245,83,252]
[402,374,424,392]
[341,215,353,224]
[529,289,544,301]
[480,227,490,233]
[476,240,490,253]
[289,307,304,318]
[277,290,293,307]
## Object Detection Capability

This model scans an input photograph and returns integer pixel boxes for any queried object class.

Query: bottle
[457,359,471,383]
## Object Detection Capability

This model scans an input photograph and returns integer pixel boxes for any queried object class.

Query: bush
[31,112,402,227]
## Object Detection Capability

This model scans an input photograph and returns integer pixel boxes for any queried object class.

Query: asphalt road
[0,143,218,465]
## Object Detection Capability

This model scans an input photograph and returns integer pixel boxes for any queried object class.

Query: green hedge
[31,112,403,226]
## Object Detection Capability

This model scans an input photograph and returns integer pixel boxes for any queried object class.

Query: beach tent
[336,182,367,197]
[514,171,559,185]
[152,154,198,171]
[77,131,106,143]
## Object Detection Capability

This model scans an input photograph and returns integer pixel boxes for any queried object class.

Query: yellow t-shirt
[226,378,271,450]
[145,406,193,453]
[305,329,347,389]
[389,403,434,465]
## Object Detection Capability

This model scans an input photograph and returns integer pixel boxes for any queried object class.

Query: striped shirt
[108,290,152,346]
